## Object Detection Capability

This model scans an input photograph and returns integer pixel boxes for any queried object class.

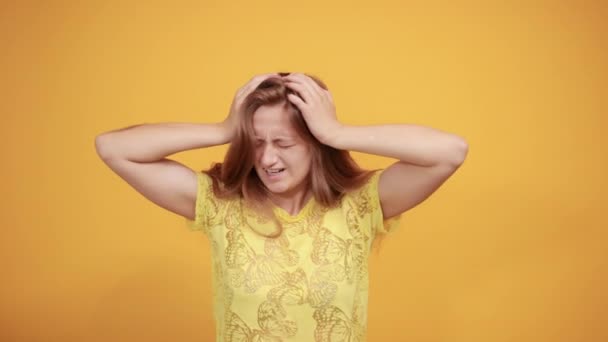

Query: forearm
[327,124,468,167]
[95,122,231,162]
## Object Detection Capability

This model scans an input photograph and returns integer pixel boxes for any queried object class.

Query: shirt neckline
[272,196,316,223]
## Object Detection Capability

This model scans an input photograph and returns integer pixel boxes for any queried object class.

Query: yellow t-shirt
[185,169,401,341]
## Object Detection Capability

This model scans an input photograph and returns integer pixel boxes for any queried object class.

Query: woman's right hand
[222,72,280,140]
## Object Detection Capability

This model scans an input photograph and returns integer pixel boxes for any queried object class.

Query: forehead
[252,104,297,137]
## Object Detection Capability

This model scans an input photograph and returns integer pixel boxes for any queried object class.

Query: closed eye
[254,140,295,148]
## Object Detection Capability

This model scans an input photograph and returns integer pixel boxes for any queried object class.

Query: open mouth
[266,168,285,175]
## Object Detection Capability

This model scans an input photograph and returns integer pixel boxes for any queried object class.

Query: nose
[259,143,279,167]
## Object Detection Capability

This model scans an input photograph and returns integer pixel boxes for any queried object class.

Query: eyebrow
[253,136,294,141]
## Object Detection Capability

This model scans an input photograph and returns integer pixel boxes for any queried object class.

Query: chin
[264,182,290,193]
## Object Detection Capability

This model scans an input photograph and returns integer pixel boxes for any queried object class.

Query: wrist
[319,123,345,147]
[217,121,235,144]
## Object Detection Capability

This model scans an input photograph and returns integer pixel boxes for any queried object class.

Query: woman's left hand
[282,73,343,145]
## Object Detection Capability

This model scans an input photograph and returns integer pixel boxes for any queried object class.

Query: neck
[268,184,313,216]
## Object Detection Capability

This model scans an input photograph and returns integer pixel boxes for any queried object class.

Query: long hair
[203,72,376,238]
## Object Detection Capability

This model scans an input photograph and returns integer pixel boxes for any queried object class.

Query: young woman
[95,72,468,341]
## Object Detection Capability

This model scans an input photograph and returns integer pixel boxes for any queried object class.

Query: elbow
[446,136,469,167]
[95,134,115,160]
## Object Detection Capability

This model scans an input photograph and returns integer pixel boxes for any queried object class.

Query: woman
[95,72,468,341]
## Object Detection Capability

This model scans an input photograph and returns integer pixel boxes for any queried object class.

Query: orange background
[1,0,607,341]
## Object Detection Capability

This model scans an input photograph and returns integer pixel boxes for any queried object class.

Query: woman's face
[252,103,312,197]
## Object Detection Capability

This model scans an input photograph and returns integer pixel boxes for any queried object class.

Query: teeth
[267,168,284,174]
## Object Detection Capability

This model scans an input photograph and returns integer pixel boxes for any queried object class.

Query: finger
[286,73,323,98]
[237,75,260,94]
[324,89,334,103]
[287,92,305,109]
[284,76,318,103]
[245,73,274,88]
[239,73,275,97]
[250,73,273,87]
[284,81,310,104]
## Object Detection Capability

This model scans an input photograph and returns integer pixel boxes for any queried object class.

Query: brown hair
[203,72,376,237]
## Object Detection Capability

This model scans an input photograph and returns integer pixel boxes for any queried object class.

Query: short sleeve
[184,171,214,234]
[368,170,402,236]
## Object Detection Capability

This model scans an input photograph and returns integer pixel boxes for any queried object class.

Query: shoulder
[186,170,239,233]
[340,169,383,210]
[350,169,383,197]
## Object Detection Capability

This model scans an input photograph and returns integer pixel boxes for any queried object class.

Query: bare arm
[95,122,231,162]
[94,122,232,221]
[94,73,279,222]
[281,73,468,221]
[326,123,468,219]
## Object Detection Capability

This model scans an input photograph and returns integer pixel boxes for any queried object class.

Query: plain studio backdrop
[1,0,606,341]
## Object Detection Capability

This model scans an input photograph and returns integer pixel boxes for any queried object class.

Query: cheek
[289,150,312,168]
[253,147,265,162]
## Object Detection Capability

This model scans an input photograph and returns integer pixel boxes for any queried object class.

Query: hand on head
[223,72,341,145]
[282,73,342,145]
[223,73,280,139]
